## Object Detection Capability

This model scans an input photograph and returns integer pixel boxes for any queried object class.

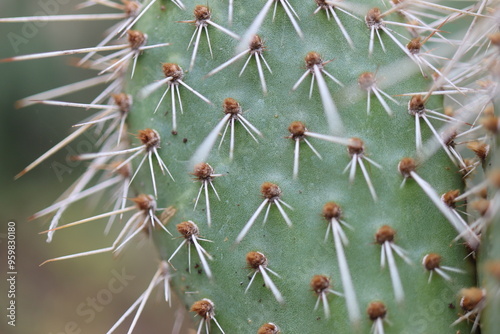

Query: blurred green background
[0,1,187,333]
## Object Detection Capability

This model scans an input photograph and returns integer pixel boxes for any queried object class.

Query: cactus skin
[6,0,500,333]
[480,105,500,333]
[126,1,474,333]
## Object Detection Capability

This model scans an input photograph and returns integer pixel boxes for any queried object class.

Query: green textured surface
[481,215,500,334]
[480,104,500,334]
[124,0,475,332]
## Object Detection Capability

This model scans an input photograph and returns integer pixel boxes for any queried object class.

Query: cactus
[4,0,500,333]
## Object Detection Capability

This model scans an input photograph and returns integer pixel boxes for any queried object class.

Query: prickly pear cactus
[4,0,500,333]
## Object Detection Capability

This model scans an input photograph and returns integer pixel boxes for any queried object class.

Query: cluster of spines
[3,0,500,333]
